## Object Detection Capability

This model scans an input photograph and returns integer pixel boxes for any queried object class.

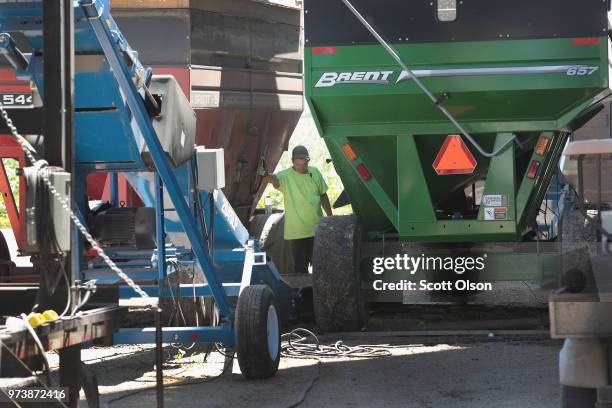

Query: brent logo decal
[314,65,600,88]
[315,71,394,88]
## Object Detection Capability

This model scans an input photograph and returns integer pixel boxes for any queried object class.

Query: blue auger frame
[0,0,297,348]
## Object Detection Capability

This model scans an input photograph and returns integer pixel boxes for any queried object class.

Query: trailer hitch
[339,0,517,158]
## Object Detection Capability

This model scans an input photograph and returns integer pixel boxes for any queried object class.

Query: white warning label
[482,195,507,207]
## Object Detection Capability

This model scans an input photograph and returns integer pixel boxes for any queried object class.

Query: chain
[0,104,149,298]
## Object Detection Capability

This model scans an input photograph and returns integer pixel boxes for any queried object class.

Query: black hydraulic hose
[155,307,164,408]
[209,192,215,263]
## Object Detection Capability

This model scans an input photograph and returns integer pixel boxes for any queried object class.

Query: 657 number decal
[0,93,33,106]
[566,66,599,76]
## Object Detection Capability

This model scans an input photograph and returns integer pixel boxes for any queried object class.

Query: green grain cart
[304,0,611,331]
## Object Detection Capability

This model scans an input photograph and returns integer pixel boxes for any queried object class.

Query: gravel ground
[41,334,563,408]
[1,229,562,407]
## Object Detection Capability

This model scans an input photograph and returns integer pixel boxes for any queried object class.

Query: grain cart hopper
[0,0,299,388]
[0,0,304,288]
[304,0,612,331]
[98,0,305,223]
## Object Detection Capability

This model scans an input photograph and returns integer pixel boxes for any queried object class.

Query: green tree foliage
[0,158,19,228]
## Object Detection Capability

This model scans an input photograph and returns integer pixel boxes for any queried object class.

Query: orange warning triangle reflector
[433,135,477,175]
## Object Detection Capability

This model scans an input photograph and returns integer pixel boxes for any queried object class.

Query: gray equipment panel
[23,166,71,254]
[196,147,225,191]
[142,75,196,168]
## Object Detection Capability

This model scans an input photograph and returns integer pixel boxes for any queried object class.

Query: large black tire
[235,285,280,379]
[161,265,204,327]
[160,264,215,355]
[249,213,293,274]
[312,215,366,332]
[0,230,14,277]
[560,206,598,291]
[249,213,275,240]
[561,385,597,408]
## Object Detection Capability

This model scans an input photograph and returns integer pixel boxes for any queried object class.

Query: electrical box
[23,166,71,255]
[196,147,225,191]
[49,170,71,252]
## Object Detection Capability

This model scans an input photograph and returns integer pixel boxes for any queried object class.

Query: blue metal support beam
[98,247,183,260]
[114,325,235,347]
[109,172,119,206]
[80,0,233,318]
[82,269,161,285]
[119,282,241,298]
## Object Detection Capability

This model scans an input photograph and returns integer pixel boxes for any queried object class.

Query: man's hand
[263,173,280,189]
[320,193,333,217]
[256,162,267,176]
[257,162,280,188]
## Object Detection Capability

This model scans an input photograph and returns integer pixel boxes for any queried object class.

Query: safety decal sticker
[482,195,507,207]
[484,207,507,221]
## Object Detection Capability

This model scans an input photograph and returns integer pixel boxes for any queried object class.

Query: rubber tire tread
[560,207,598,290]
[0,230,12,276]
[561,385,596,408]
[249,213,293,274]
[312,215,365,332]
[235,285,280,379]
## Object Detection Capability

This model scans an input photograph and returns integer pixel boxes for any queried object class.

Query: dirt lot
[38,333,563,408]
[1,228,562,407]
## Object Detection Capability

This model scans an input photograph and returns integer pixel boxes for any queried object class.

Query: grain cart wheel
[312,215,366,332]
[236,285,280,379]
[561,385,597,408]
[249,213,293,274]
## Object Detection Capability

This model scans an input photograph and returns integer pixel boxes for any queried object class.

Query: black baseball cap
[292,145,310,160]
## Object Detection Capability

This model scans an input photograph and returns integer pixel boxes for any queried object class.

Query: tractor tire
[248,213,273,240]
[561,385,597,408]
[235,285,280,379]
[312,215,366,332]
[161,264,215,355]
[560,206,598,291]
[161,264,203,327]
[249,213,293,274]
[0,230,14,278]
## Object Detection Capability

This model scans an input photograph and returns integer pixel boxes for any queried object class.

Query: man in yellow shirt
[263,146,333,274]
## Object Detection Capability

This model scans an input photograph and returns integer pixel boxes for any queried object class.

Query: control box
[196,147,225,191]
[23,166,71,254]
